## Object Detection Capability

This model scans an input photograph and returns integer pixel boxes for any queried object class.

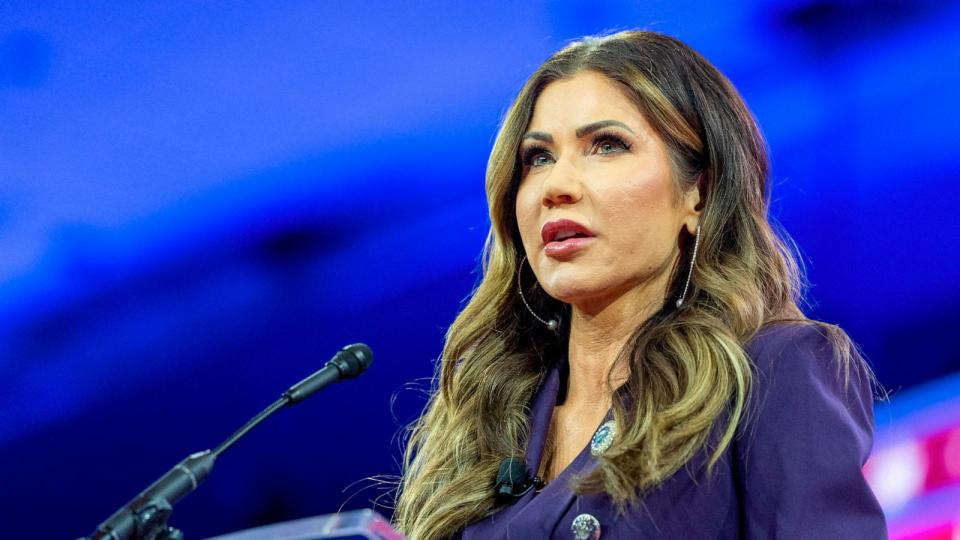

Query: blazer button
[571,513,601,540]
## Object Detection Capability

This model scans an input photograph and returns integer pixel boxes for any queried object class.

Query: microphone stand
[84,344,373,540]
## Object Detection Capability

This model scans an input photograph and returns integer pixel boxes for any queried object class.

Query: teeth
[555,231,578,241]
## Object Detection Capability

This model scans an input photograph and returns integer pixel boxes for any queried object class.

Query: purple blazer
[459,323,887,539]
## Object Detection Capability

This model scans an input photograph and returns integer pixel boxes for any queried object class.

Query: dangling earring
[676,224,701,308]
[517,256,560,332]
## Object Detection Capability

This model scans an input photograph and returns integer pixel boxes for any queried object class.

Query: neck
[564,269,672,408]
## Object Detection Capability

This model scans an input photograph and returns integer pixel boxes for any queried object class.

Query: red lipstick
[540,219,595,259]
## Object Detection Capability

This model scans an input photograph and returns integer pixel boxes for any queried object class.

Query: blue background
[1,1,958,537]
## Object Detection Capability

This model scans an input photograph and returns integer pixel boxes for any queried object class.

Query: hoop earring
[517,256,560,332]
[675,224,701,309]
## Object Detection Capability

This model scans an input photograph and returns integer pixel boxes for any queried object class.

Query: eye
[592,132,631,155]
[521,145,555,168]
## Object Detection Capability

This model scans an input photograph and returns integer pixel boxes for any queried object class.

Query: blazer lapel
[511,364,599,538]
[525,365,560,475]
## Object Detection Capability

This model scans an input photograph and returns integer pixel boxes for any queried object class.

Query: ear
[682,174,704,235]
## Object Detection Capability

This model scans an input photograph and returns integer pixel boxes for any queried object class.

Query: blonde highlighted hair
[394,30,867,540]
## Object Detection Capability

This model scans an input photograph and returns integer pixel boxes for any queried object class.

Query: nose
[540,157,583,208]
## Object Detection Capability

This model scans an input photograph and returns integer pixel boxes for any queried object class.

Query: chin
[540,279,606,306]
[541,269,645,311]
[539,262,604,292]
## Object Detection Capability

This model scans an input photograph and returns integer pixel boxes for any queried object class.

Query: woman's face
[515,71,700,312]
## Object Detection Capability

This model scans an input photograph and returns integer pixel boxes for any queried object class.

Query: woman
[395,31,886,539]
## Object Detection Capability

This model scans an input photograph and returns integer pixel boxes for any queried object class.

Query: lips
[541,219,595,244]
[540,219,595,259]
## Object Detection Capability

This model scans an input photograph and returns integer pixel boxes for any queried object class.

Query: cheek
[514,184,540,248]
[600,171,679,251]
[605,170,670,220]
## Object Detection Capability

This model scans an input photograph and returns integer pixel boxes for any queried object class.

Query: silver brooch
[590,420,616,456]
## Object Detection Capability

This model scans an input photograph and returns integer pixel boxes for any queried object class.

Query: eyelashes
[520,130,633,168]
[592,132,632,155]
[520,143,552,167]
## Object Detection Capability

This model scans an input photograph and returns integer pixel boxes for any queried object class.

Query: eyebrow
[521,120,636,143]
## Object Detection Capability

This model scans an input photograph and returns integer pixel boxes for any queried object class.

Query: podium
[204,510,405,540]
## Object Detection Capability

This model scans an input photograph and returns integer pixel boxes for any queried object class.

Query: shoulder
[733,321,886,538]
[745,321,871,403]
[745,320,845,373]
[741,321,875,441]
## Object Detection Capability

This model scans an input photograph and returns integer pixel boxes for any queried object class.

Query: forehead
[528,71,645,133]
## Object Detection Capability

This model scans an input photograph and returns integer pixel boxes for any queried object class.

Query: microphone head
[494,457,531,504]
[336,343,374,378]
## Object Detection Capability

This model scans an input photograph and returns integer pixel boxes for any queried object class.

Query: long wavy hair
[394,30,867,540]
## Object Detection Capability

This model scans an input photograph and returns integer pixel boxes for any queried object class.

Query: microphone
[494,457,544,504]
[284,343,373,403]
[87,343,374,540]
